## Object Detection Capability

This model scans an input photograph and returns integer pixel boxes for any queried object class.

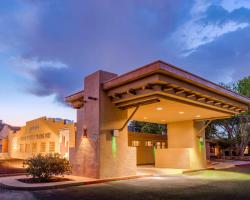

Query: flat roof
[66,60,250,112]
[103,60,250,106]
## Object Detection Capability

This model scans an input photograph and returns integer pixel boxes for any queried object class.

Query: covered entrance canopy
[66,60,250,179]
[104,60,248,116]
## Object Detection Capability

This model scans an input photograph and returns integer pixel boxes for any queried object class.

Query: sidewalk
[208,160,250,169]
[0,174,151,191]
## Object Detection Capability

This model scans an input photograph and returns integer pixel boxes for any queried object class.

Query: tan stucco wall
[155,120,206,169]
[128,132,167,165]
[1,138,8,153]
[70,71,137,179]
[156,148,190,168]
[100,90,136,179]
[136,146,155,165]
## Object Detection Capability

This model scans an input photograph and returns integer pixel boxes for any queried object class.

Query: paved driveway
[1,167,250,200]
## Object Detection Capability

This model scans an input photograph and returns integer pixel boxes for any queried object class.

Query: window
[25,144,30,153]
[162,142,166,149]
[132,140,140,147]
[32,143,37,153]
[156,142,161,149]
[45,133,51,139]
[40,142,46,152]
[145,141,153,147]
[49,142,55,152]
[20,144,24,153]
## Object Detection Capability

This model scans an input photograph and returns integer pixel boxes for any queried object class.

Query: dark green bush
[23,153,72,182]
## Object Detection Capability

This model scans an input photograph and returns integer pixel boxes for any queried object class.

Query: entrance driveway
[1,166,250,200]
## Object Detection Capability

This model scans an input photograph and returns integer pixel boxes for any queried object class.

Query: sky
[0,0,250,126]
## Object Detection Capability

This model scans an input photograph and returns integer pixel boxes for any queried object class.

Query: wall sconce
[111,129,120,137]
[82,126,87,138]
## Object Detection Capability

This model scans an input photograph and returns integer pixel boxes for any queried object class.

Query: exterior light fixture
[143,117,148,119]
[156,107,163,111]
[112,129,120,137]
[179,111,184,114]
[196,115,201,118]
[82,126,87,138]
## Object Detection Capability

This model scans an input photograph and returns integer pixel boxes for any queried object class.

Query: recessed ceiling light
[196,115,201,118]
[179,111,184,114]
[161,119,166,122]
[143,117,148,119]
[156,107,163,111]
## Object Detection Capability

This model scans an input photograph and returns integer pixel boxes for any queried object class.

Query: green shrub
[23,153,72,182]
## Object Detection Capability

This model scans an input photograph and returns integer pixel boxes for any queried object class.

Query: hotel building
[7,117,76,160]
[0,120,20,159]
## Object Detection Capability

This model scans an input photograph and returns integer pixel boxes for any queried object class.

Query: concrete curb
[182,167,215,174]
[0,173,27,178]
[235,163,250,167]
[0,174,152,191]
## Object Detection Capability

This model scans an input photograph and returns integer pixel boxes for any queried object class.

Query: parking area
[1,166,250,200]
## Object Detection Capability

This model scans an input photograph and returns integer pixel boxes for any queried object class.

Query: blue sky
[1,0,250,126]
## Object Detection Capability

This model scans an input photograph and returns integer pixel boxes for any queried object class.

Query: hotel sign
[21,132,51,141]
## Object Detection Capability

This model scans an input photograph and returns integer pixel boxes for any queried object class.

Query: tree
[237,76,250,97]
[128,120,166,134]
[23,153,72,182]
[206,76,250,157]
[206,117,239,156]
[236,76,250,156]
[237,115,250,156]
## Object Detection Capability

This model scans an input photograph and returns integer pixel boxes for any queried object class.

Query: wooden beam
[229,106,236,110]
[222,104,229,108]
[119,106,139,131]
[198,97,206,101]
[187,93,196,98]
[158,74,248,110]
[163,86,174,91]
[117,97,160,110]
[175,89,185,94]
[196,120,212,137]
[206,100,214,104]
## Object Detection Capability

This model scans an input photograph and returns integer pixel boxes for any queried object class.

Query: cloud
[179,25,250,83]
[10,56,67,70]
[181,21,248,56]
[2,0,186,103]
[221,0,250,12]
[1,0,250,106]
[167,2,250,56]
[25,66,81,103]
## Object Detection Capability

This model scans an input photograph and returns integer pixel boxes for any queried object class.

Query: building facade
[8,117,76,160]
[66,60,250,179]
[0,120,20,159]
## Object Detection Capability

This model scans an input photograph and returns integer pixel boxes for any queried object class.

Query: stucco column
[99,89,136,178]
[70,70,136,178]
[155,120,206,169]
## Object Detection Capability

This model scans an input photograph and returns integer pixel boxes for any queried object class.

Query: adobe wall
[155,120,206,169]
[70,70,137,179]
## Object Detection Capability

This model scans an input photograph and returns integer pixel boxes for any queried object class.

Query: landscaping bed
[18,177,72,184]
